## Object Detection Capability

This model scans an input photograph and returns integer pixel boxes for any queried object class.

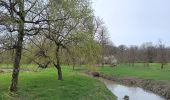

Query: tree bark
[55,64,62,80]
[10,28,24,92]
[54,45,62,80]
[10,0,25,92]
[161,63,164,69]
[72,58,76,70]
[73,64,75,70]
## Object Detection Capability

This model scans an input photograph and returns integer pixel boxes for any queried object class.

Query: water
[99,78,166,100]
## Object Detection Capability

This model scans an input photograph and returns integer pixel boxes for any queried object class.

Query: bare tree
[117,45,127,64]
[140,42,155,67]
[127,46,138,66]
[157,40,167,69]
[94,18,109,66]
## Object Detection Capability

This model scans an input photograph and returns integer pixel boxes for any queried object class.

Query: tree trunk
[55,64,62,80]
[161,63,164,69]
[54,45,62,80]
[73,64,75,70]
[101,47,104,67]
[72,57,76,70]
[10,27,24,92]
[10,0,25,92]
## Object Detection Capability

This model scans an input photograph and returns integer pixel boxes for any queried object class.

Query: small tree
[157,40,167,69]
[127,46,138,66]
[140,42,154,67]
[117,45,127,64]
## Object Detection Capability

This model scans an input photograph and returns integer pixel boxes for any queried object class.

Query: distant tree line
[102,41,170,69]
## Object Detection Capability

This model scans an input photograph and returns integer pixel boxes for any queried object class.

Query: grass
[2,63,169,99]
[98,63,170,81]
[0,66,116,100]
[0,64,37,71]
[0,64,13,68]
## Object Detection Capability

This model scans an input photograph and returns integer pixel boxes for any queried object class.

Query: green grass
[98,63,170,81]
[0,66,116,100]
[0,64,13,68]
[0,64,38,72]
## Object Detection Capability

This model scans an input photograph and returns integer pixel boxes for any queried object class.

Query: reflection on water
[99,78,165,100]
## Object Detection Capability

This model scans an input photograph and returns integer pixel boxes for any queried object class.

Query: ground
[1,63,169,100]
[0,66,116,100]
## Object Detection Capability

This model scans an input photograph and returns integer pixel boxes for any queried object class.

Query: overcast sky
[92,0,170,46]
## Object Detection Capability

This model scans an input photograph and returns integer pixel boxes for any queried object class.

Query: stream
[98,78,166,100]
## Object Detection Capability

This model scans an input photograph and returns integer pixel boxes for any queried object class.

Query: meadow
[0,66,116,100]
[1,63,170,100]
[98,63,170,81]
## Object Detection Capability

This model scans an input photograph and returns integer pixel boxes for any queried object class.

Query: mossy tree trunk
[10,0,25,92]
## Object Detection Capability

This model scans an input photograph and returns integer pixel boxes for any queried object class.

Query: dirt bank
[99,73,170,100]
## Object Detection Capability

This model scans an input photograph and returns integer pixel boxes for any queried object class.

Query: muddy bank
[99,73,170,100]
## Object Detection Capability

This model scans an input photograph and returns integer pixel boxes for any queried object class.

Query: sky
[92,0,170,46]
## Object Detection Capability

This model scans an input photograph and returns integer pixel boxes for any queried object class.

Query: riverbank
[98,77,165,100]
[98,73,170,100]
[95,64,170,99]
[85,63,170,99]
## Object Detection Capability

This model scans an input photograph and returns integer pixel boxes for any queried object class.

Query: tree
[99,26,109,66]
[43,0,94,80]
[157,40,167,69]
[166,47,170,62]
[94,18,109,66]
[140,42,155,67]
[127,46,138,66]
[117,45,127,64]
[23,34,52,69]
[0,0,49,92]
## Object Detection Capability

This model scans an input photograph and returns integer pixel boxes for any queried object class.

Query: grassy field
[98,63,170,81]
[0,64,37,71]
[0,66,116,100]
[2,63,169,100]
